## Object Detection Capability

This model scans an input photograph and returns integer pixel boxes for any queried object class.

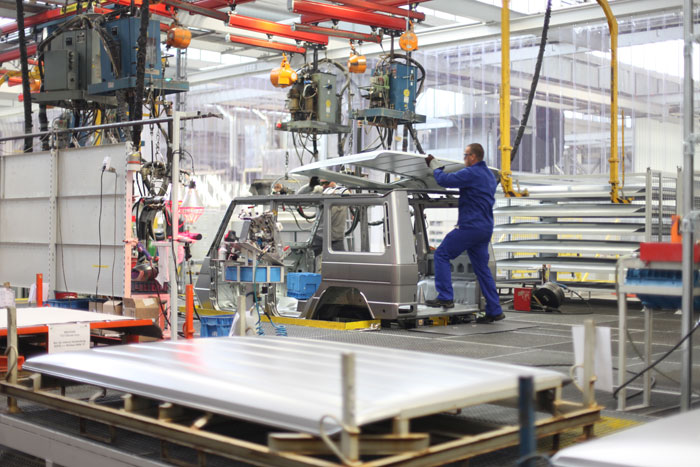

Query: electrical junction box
[312,72,340,125]
[43,50,77,91]
[35,16,187,106]
[388,62,417,113]
[90,16,163,94]
[43,28,102,92]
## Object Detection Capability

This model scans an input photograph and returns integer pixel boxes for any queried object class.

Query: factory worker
[322,181,348,252]
[424,144,504,323]
[299,178,346,271]
[296,176,321,194]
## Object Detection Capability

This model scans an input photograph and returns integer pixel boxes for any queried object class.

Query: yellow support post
[597,0,629,203]
[500,0,528,197]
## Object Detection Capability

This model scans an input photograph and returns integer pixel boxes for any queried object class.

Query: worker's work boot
[425,298,454,308]
[475,312,506,323]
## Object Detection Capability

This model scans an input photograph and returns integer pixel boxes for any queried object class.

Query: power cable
[96,169,105,296]
[111,173,118,300]
[511,0,552,162]
[15,0,33,153]
[132,0,151,147]
[613,316,700,400]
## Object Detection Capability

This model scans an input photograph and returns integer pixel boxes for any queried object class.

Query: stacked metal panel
[24,336,563,435]
[494,171,678,287]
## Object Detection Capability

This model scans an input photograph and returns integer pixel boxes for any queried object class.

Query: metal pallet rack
[493,170,679,292]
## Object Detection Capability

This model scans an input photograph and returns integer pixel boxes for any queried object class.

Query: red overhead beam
[291,1,406,30]
[331,0,425,21]
[225,34,307,54]
[195,0,254,9]
[292,23,382,43]
[228,14,328,45]
[161,0,228,21]
[0,43,37,64]
[102,0,175,17]
[300,0,431,25]
[1,6,83,35]
[1,1,175,36]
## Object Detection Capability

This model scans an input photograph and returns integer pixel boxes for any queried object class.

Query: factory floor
[1,297,698,466]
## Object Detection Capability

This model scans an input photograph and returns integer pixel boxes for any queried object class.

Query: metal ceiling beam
[0,1,174,36]
[330,0,425,21]
[299,0,432,25]
[292,23,382,43]
[228,13,329,44]
[189,0,681,84]
[225,33,307,54]
[291,0,407,31]
[185,37,234,53]
[0,43,37,65]
[196,0,254,8]
[427,0,523,23]
[161,0,227,21]
[0,0,46,13]
[176,12,307,52]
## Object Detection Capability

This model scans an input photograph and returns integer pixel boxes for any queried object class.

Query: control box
[43,28,102,92]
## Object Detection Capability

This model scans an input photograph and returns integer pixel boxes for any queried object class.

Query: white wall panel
[0,144,128,296]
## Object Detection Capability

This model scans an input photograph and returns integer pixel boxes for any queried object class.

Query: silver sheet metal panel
[24,336,563,435]
[492,240,639,254]
[499,184,645,199]
[497,257,617,274]
[551,409,700,467]
[290,150,465,189]
[493,222,645,235]
[0,307,134,329]
[493,203,648,217]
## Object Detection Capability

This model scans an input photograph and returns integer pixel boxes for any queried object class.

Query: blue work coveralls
[432,160,502,317]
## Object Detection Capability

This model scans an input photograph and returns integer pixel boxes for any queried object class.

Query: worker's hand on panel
[425,154,435,167]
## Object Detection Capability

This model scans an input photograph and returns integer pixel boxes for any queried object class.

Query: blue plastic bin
[626,269,700,310]
[225,266,283,283]
[46,298,91,310]
[287,273,322,300]
[199,314,235,337]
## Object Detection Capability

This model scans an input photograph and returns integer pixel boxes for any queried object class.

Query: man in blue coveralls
[424,143,505,323]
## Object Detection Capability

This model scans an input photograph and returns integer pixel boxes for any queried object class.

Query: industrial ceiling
[0,0,605,103]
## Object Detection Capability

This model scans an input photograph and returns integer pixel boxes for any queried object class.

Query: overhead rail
[225,34,307,54]
[290,0,408,31]
[329,0,426,21]
[0,43,37,64]
[292,23,383,43]
[227,13,329,45]
[299,0,431,25]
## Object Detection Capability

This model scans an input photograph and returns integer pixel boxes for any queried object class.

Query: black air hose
[511,0,553,162]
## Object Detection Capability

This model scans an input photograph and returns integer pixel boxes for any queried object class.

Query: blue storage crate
[225,266,238,281]
[287,273,322,300]
[199,314,235,337]
[626,269,700,310]
[225,266,283,283]
[46,298,91,310]
[241,267,270,282]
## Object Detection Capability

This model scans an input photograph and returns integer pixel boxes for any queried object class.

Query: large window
[337,204,387,254]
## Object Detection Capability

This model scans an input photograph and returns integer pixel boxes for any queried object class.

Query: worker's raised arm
[431,165,475,189]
